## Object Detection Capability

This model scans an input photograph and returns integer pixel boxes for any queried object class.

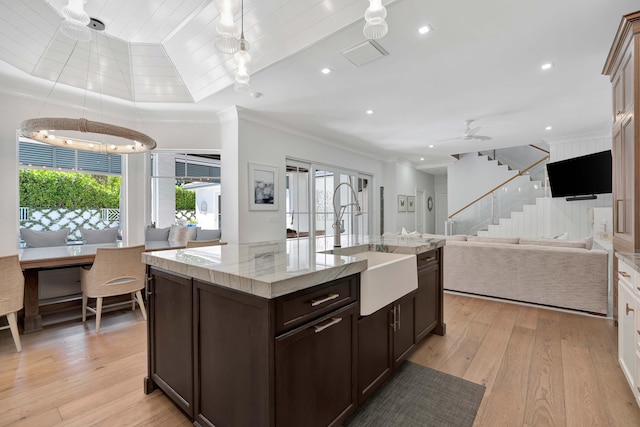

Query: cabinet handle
[620,271,631,278]
[397,304,401,330]
[617,110,624,116]
[390,306,397,332]
[310,293,340,307]
[313,317,342,333]
[637,330,640,336]
[616,199,625,233]
[626,303,634,315]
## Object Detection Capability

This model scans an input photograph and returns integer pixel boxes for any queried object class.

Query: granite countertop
[616,252,640,273]
[142,235,445,299]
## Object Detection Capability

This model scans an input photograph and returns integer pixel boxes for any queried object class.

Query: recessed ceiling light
[420,157,424,161]
[418,25,431,35]
[366,109,374,115]
[545,126,552,130]
[321,67,332,74]
[541,62,554,70]
[428,144,434,148]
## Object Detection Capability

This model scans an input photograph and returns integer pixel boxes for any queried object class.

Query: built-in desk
[18,241,187,333]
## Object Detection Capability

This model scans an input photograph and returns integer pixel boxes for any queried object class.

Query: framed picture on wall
[398,195,407,212]
[249,163,279,211]
[407,196,415,212]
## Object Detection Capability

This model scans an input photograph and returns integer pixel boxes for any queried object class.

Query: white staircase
[478,197,552,238]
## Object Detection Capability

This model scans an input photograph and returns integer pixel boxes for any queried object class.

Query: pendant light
[214,0,241,54]
[233,0,251,93]
[59,0,92,42]
[363,0,388,40]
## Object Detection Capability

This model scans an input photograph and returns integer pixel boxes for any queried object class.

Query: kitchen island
[142,235,445,427]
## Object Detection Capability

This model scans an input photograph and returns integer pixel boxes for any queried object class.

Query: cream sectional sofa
[392,232,609,314]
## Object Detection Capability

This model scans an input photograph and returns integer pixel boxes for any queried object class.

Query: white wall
[448,152,518,215]
[383,160,436,234]
[434,175,448,234]
[224,109,385,244]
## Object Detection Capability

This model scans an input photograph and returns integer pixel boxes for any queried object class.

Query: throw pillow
[80,227,119,244]
[168,225,197,242]
[145,226,170,241]
[21,228,69,248]
[466,236,520,244]
[197,228,221,241]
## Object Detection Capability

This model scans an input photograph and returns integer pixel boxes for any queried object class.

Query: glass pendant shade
[234,42,251,93]
[363,1,388,39]
[214,0,241,54]
[62,0,90,25]
[60,18,92,41]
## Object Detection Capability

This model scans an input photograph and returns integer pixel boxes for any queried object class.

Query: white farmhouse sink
[353,251,418,316]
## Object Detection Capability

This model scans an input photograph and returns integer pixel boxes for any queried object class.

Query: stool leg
[82,293,88,322]
[95,297,103,333]
[7,312,22,352]
[135,290,147,321]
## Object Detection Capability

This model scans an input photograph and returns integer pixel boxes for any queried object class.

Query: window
[150,152,221,229]
[18,139,122,242]
[285,159,372,239]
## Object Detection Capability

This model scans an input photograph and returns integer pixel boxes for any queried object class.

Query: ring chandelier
[21,118,157,154]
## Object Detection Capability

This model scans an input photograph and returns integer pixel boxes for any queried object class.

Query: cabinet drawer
[636,352,640,408]
[275,275,358,335]
[618,259,636,288]
[416,249,439,269]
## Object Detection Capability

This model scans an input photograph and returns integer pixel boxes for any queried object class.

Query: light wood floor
[0,293,639,426]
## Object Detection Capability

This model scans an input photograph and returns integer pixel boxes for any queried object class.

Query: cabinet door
[415,263,440,342]
[358,304,392,404]
[622,114,635,240]
[275,303,358,427]
[147,268,194,417]
[619,279,636,390]
[392,293,415,368]
[193,280,272,427]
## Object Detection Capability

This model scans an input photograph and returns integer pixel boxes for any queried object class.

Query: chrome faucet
[333,182,363,247]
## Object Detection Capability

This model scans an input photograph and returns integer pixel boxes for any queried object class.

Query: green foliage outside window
[20,169,196,210]
[20,169,121,208]
[175,185,196,210]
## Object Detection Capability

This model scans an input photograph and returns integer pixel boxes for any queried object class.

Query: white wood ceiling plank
[130,56,178,67]
[0,31,42,66]
[132,65,182,77]
[130,44,167,57]
[107,0,157,42]
[135,93,192,102]
[130,0,187,43]
[133,75,186,86]
[0,48,37,74]
[147,0,207,43]
[0,5,52,49]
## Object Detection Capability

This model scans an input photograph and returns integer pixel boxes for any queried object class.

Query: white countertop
[142,235,445,299]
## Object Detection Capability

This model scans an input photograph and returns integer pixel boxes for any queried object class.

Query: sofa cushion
[21,228,69,248]
[145,226,170,241]
[519,238,587,249]
[80,227,119,244]
[168,225,197,242]
[467,236,520,244]
[197,228,221,241]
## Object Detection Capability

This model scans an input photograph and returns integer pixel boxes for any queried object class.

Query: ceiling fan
[436,119,492,142]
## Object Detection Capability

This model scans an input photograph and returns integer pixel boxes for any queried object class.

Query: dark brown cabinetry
[392,293,416,367]
[145,246,445,426]
[145,268,358,427]
[415,248,445,340]
[603,11,640,321]
[357,247,445,404]
[144,268,194,417]
[275,303,358,427]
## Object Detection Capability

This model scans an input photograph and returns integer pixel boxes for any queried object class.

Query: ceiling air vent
[341,40,389,67]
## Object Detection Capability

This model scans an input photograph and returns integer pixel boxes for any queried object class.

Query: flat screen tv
[546,150,612,200]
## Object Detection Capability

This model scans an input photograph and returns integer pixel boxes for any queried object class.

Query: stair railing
[447,154,549,236]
